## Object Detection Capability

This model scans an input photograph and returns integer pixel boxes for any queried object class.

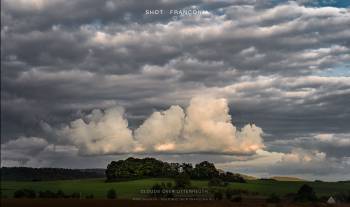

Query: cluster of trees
[106,157,245,183]
[106,157,180,180]
[1,167,105,181]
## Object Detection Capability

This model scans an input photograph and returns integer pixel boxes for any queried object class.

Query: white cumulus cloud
[54,96,265,155]
[57,107,135,155]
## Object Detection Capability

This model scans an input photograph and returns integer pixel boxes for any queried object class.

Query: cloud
[1,137,48,164]
[314,133,350,147]
[136,96,264,154]
[0,136,99,168]
[1,96,265,167]
[268,133,350,158]
[216,148,350,180]
[57,107,135,155]
[280,148,326,163]
[2,1,349,141]
[135,105,185,152]
[3,0,54,11]
[37,96,264,155]
[268,148,350,176]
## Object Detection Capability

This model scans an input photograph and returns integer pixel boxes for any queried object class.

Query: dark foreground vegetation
[106,157,245,183]
[1,167,105,181]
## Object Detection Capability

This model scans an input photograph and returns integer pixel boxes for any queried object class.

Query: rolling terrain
[1,178,349,199]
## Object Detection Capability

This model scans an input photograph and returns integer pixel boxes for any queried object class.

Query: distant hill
[239,174,257,180]
[270,176,306,181]
[217,170,256,180]
[337,180,350,183]
[0,167,105,181]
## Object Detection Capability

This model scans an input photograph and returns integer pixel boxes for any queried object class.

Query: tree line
[105,157,245,182]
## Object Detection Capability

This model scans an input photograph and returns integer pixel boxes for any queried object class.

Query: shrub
[208,178,224,187]
[13,189,36,198]
[213,190,223,200]
[231,196,242,202]
[174,173,191,188]
[0,191,7,199]
[294,184,317,202]
[71,192,81,198]
[166,182,173,188]
[225,188,234,200]
[56,190,65,198]
[107,188,117,199]
[150,183,163,198]
[86,194,94,199]
[13,190,25,198]
[266,193,280,203]
[38,190,56,198]
[225,188,248,196]
[150,182,174,198]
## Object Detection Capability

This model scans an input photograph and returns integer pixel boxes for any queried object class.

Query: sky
[1,0,350,181]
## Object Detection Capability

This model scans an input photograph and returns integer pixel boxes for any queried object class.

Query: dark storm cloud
[267,133,350,158]
[1,0,202,31]
[1,0,350,179]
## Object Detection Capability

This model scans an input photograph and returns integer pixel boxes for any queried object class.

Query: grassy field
[1,178,349,199]
[226,180,350,197]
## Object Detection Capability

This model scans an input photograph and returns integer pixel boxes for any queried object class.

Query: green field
[1,178,349,199]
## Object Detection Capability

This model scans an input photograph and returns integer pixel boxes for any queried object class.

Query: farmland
[1,178,349,199]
